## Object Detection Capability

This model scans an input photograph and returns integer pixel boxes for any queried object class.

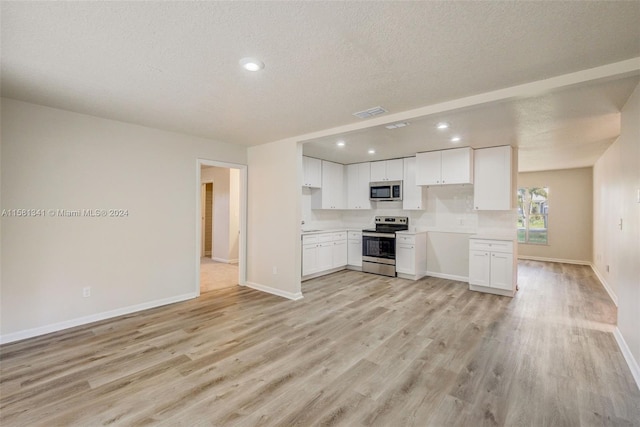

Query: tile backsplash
[302,185,515,235]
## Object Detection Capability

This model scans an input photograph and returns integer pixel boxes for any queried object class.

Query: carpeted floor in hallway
[200,257,238,293]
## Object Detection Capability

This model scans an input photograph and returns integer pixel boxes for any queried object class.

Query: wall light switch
[618,218,623,230]
[637,188,640,203]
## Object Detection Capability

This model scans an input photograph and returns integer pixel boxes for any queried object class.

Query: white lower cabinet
[468,237,516,296]
[317,242,333,272]
[395,232,427,280]
[302,231,348,278]
[302,243,319,276]
[347,231,362,268]
[333,239,347,268]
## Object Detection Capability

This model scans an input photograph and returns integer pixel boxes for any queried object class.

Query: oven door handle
[362,232,396,238]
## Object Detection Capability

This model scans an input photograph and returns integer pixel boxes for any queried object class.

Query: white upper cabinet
[311,160,346,209]
[441,147,474,184]
[302,156,322,188]
[370,159,403,181]
[402,157,426,210]
[347,162,372,210]
[473,145,513,210]
[415,147,473,185]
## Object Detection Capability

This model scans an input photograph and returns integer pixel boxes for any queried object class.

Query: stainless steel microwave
[369,181,402,201]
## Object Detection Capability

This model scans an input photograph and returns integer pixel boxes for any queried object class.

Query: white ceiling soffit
[1,1,640,171]
[302,74,640,172]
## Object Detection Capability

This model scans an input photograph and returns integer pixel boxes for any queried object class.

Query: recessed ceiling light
[450,136,461,143]
[368,149,376,154]
[239,57,264,71]
[437,122,450,130]
[336,141,345,147]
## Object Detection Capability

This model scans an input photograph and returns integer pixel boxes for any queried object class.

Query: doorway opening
[197,160,247,295]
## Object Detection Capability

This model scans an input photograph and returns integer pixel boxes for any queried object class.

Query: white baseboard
[590,264,618,306]
[245,281,303,301]
[517,255,591,265]
[211,257,239,264]
[613,327,640,391]
[0,292,197,345]
[426,271,468,283]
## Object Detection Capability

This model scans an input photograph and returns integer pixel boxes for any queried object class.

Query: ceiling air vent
[353,106,388,119]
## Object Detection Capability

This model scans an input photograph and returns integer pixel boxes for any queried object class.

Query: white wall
[246,139,302,300]
[229,168,240,261]
[593,82,640,379]
[212,167,231,262]
[518,167,593,264]
[0,99,246,341]
[200,166,240,263]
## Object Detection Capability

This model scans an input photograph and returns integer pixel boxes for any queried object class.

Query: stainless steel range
[362,216,409,277]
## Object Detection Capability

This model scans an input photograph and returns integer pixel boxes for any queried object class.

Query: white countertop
[301,226,372,235]
[301,228,346,235]
[395,230,428,235]
[469,233,516,241]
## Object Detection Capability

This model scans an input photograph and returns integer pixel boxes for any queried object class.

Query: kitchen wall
[302,180,478,232]
[518,167,593,264]
[593,82,640,383]
[0,99,247,342]
[302,182,515,280]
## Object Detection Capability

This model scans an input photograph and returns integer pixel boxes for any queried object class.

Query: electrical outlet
[83,287,91,298]
[272,266,278,275]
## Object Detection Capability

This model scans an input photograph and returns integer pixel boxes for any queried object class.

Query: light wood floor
[1,261,638,426]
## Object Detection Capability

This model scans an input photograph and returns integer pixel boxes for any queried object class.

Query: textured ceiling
[2,1,640,170]
[302,76,640,171]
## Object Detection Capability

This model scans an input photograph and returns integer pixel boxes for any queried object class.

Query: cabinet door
[385,159,404,181]
[357,163,372,209]
[415,151,442,185]
[473,146,512,210]
[333,240,348,268]
[396,244,415,274]
[347,164,360,209]
[317,242,333,271]
[347,239,362,267]
[370,161,387,181]
[402,157,424,210]
[302,156,322,188]
[469,250,490,286]
[441,147,473,185]
[321,161,346,209]
[490,252,513,290]
[302,244,318,276]
[347,163,371,209]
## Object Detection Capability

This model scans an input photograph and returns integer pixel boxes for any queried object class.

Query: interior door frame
[196,159,247,296]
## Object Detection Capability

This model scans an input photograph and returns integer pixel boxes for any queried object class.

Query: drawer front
[348,231,362,240]
[332,232,347,241]
[469,239,513,253]
[302,235,319,245]
[396,234,416,245]
[318,233,334,243]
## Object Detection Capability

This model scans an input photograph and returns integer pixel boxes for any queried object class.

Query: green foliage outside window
[517,187,548,244]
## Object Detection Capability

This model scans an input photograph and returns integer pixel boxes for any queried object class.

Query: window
[517,187,548,244]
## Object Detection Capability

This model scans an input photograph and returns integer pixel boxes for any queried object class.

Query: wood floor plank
[1,261,639,426]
